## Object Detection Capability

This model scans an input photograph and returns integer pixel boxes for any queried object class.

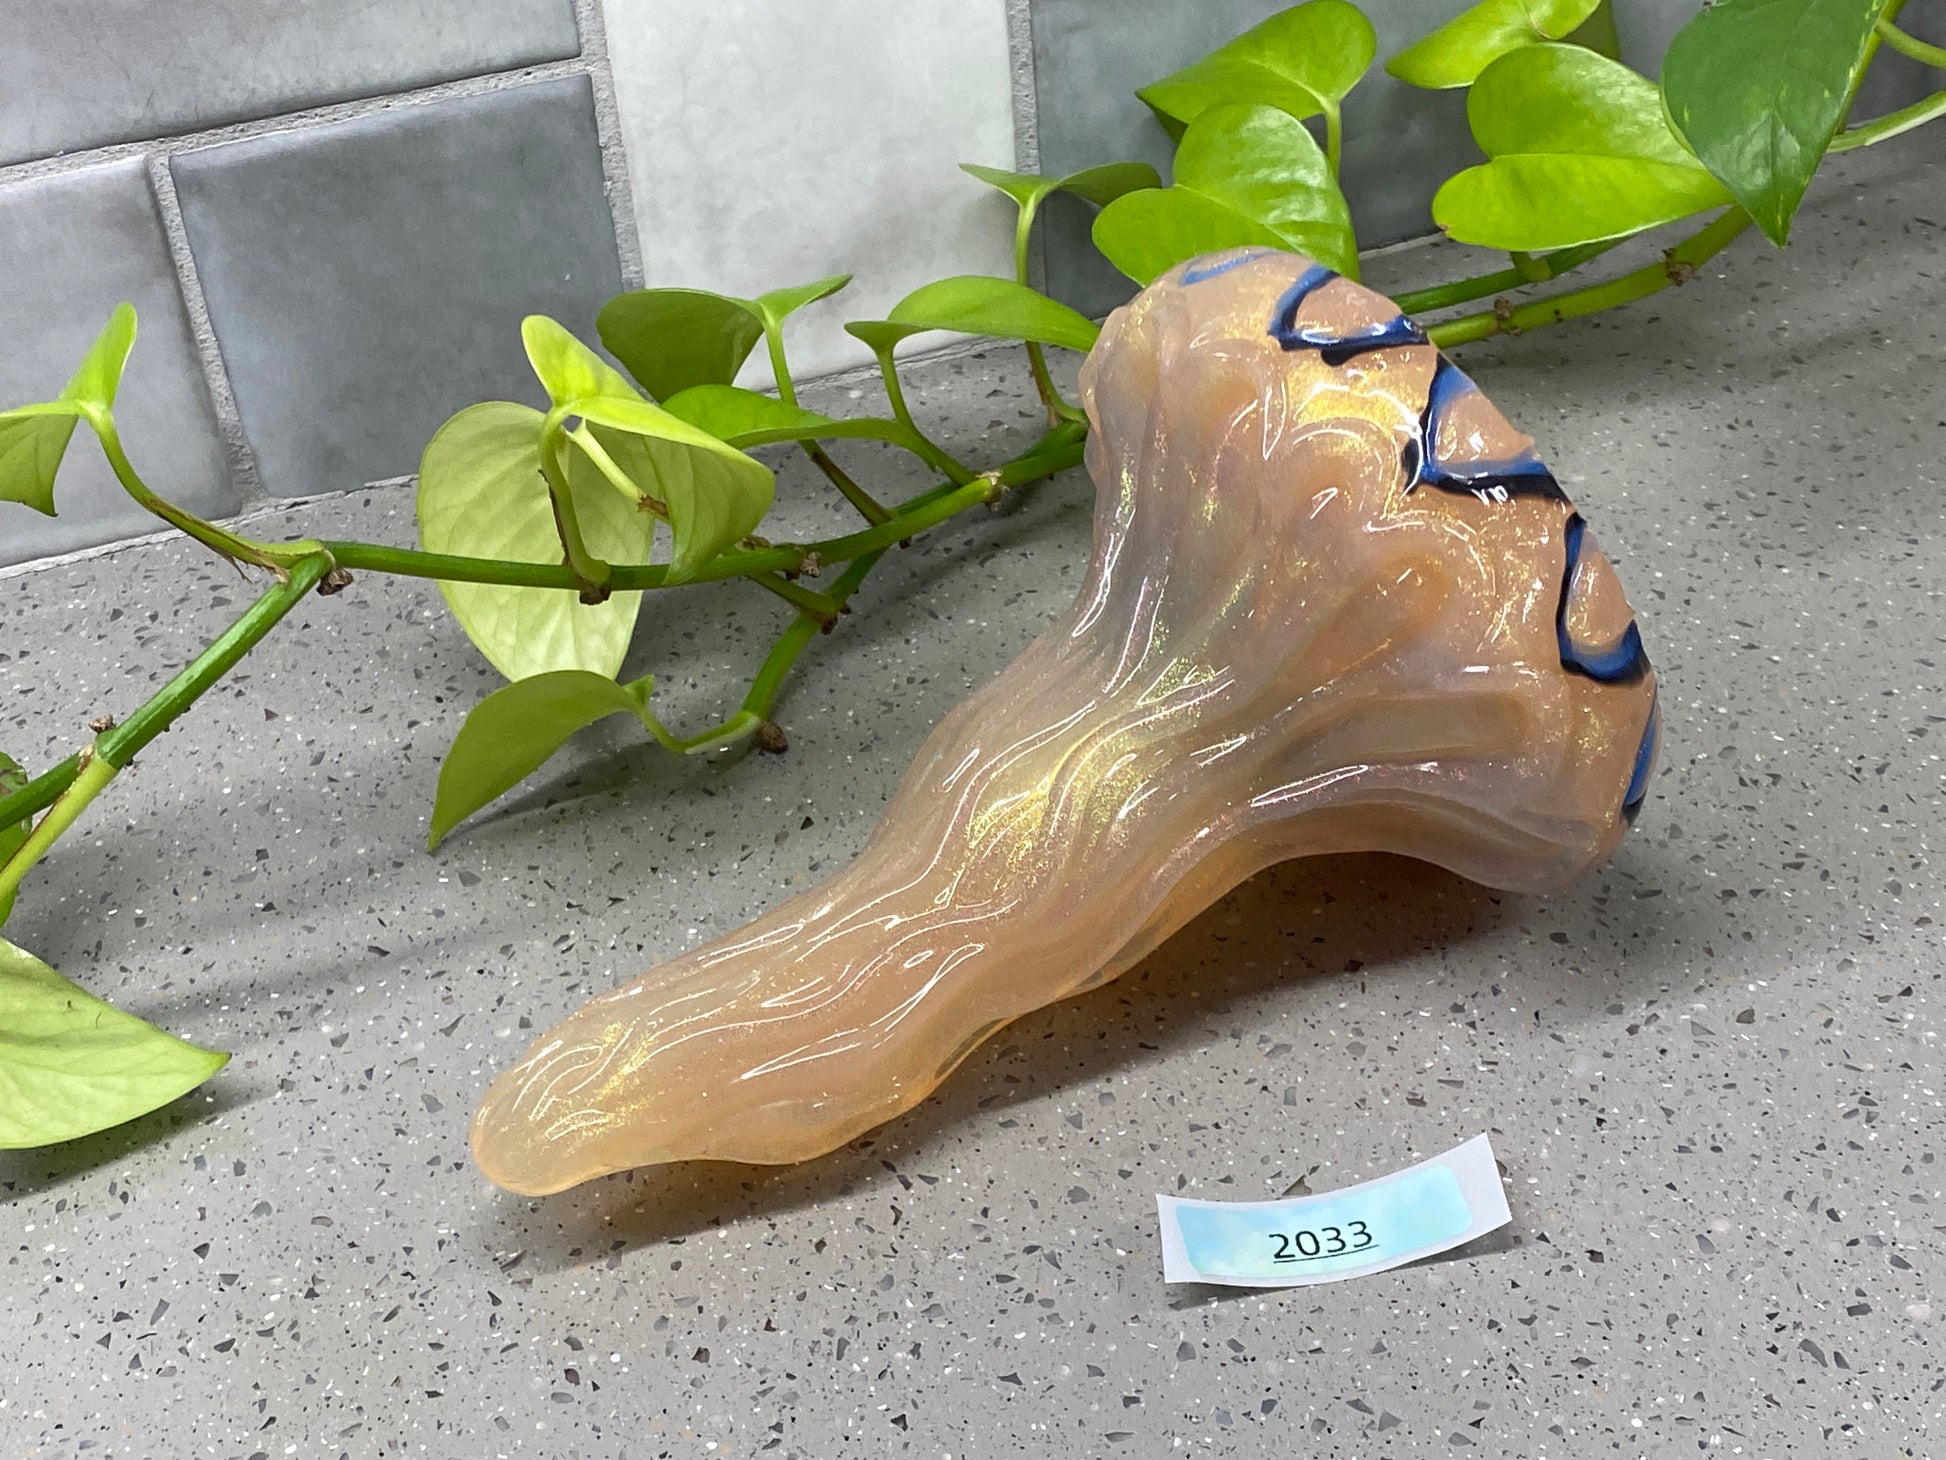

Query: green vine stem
[93,413,311,577]
[805,445,893,524]
[1426,206,1752,349]
[537,412,614,599]
[751,570,843,625]
[1830,86,1946,150]
[1394,238,1622,317]
[0,552,336,900]
[1873,15,1946,67]
[866,345,975,483]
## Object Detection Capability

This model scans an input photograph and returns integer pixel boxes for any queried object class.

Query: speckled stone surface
[2,140,1943,1456]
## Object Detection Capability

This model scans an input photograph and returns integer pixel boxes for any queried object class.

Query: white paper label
[1156,1134,1511,1287]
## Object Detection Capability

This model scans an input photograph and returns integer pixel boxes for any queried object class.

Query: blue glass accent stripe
[1622,691,1659,824]
[1406,360,1567,503]
[1181,251,1273,285]
[1268,265,1432,365]
[1555,514,1651,686]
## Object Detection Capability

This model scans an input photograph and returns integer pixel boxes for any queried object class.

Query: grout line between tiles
[1003,0,1046,292]
[146,155,268,512]
[0,56,601,189]
[573,0,648,291]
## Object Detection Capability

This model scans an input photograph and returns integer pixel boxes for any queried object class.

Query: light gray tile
[0,0,581,166]
[600,0,1018,383]
[0,160,235,568]
[171,77,624,501]
[1031,0,1480,318]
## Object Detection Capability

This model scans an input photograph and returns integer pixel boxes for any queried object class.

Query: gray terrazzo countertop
[2,140,1942,1457]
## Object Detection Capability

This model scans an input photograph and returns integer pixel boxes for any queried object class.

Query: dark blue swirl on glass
[1268,264,1431,365]
[1403,360,1567,503]
[1556,513,1650,686]
[1621,691,1659,825]
[1181,251,1275,285]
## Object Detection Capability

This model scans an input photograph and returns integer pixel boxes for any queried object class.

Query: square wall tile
[601,0,1020,382]
[171,77,625,500]
[0,160,235,568]
[0,0,581,166]
[1031,0,1481,320]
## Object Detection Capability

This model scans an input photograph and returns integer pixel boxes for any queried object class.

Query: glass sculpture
[472,248,1660,1194]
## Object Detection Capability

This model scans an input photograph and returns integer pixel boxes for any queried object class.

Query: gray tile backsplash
[0,161,235,568]
[0,0,1938,569]
[0,0,581,166]
[171,77,624,501]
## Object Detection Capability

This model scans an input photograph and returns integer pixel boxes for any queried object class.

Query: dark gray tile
[171,77,625,501]
[0,0,580,166]
[0,161,235,568]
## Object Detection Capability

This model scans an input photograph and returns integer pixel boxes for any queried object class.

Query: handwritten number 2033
[1268,1220,1375,1263]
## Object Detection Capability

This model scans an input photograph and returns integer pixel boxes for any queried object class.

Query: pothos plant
[1,0,1940,1151]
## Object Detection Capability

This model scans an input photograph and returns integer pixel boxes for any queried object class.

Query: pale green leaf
[566,395,774,584]
[1090,190,1289,286]
[960,161,1163,211]
[0,304,138,516]
[1094,103,1357,282]
[752,274,852,330]
[597,288,766,402]
[59,302,138,414]
[522,314,641,410]
[0,406,81,517]
[1387,0,1603,88]
[660,384,929,454]
[430,671,657,849]
[884,276,1101,353]
[416,402,652,681]
[0,936,228,1149]
[1434,44,1730,248]
[1138,1,1377,132]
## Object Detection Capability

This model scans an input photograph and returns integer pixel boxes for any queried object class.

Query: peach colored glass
[472,249,1660,1195]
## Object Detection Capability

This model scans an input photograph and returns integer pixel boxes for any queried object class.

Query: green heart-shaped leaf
[1138,0,1377,133]
[597,288,766,402]
[0,407,81,517]
[0,304,138,517]
[880,276,1101,354]
[1089,192,1290,288]
[417,402,653,681]
[960,161,1163,212]
[0,752,28,927]
[560,394,773,585]
[752,274,852,331]
[523,314,640,409]
[430,671,655,849]
[61,302,138,415]
[661,384,931,456]
[663,385,838,443]
[430,670,759,847]
[1432,45,1730,249]
[1661,0,1882,246]
[1387,0,1602,89]
[1094,103,1357,283]
[0,936,229,1149]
